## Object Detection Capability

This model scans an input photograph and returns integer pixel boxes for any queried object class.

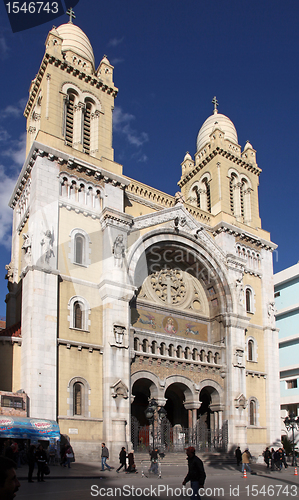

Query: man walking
[235,446,242,466]
[182,446,206,500]
[242,448,255,475]
[101,443,111,471]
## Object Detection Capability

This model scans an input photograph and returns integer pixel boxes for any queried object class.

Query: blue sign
[0,416,60,440]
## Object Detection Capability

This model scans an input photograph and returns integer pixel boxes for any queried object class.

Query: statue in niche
[235,277,244,306]
[112,234,125,266]
[41,229,55,265]
[5,263,14,282]
[22,233,31,266]
[267,301,276,326]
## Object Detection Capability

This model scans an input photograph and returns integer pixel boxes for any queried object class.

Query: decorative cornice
[178,146,261,188]
[9,141,130,208]
[246,369,267,379]
[212,222,277,251]
[24,53,118,118]
[100,207,133,230]
[58,338,103,352]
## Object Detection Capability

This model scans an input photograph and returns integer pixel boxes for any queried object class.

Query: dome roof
[56,23,95,69]
[196,111,238,152]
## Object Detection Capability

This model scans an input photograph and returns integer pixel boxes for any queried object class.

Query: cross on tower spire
[212,96,219,114]
[66,7,76,24]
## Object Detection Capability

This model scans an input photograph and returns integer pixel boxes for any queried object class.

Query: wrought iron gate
[131,416,228,452]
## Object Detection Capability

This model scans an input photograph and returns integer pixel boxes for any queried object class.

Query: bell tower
[24,15,120,175]
[178,97,261,230]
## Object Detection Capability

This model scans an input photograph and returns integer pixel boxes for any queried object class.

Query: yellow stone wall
[58,345,103,441]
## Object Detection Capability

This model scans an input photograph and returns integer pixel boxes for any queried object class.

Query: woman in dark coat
[116,447,127,472]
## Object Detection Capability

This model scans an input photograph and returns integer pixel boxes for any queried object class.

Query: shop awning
[0,416,60,440]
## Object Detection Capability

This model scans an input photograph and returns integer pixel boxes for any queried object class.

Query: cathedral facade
[2,21,280,459]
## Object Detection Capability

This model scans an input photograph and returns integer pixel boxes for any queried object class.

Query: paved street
[14,460,299,500]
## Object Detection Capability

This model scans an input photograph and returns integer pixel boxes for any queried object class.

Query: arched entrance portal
[131,375,227,452]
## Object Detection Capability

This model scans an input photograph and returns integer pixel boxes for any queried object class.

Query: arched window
[65,92,75,146]
[249,399,257,426]
[245,287,254,313]
[142,339,148,353]
[68,377,90,418]
[83,101,92,154]
[68,296,91,331]
[229,173,237,214]
[134,338,139,351]
[248,339,254,361]
[69,228,91,267]
[246,289,251,312]
[74,301,83,329]
[75,234,84,264]
[247,337,257,362]
[73,382,83,415]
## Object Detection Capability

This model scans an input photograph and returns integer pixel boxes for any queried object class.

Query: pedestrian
[182,446,206,500]
[263,447,270,468]
[116,447,127,473]
[35,444,47,482]
[65,444,74,469]
[126,450,137,473]
[270,448,275,470]
[242,449,255,475]
[282,447,288,468]
[274,448,283,471]
[27,444,36,483]
[101,443,111,471]
[0,456,21,500]
[235,446,242,466]
[149,448,159,474]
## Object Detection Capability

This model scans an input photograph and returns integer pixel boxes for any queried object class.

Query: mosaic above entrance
[131,306,208,341]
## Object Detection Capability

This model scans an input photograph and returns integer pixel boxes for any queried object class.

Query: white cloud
[111,57,124,65]
[108,37,124,47]
[0,164,18,250]
[0,35,8,60]
[0,129,10,142]
[2,133,26,166]
[0,98,27,119]
[113,107,149,147]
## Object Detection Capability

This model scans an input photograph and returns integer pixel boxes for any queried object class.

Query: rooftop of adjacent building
[274,262,299,287]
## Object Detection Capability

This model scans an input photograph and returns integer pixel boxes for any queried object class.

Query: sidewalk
[16,461,115,480]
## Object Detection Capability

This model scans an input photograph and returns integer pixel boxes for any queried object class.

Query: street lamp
[144,399,167,450]
[284,412,299,466]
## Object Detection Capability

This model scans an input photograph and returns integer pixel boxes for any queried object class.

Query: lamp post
[144,399,167,450]
[284,412,299,466]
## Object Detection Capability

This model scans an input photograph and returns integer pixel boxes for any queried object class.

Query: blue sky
[0,0,298,317]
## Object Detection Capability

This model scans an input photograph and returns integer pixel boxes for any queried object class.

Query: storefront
[0,416,60,461]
